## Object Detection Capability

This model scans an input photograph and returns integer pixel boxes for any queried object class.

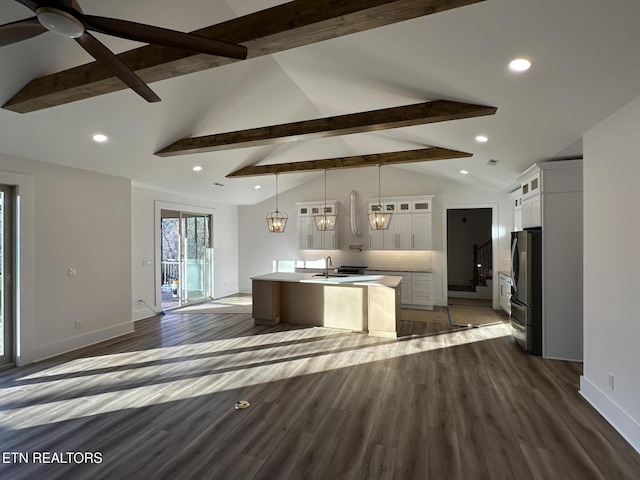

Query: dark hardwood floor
[1,312,639,479]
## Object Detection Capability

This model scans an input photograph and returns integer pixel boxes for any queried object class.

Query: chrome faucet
[325,256,333,277]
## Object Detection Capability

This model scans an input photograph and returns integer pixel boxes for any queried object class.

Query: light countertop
[365,268,433,273]
[252,272,403,287]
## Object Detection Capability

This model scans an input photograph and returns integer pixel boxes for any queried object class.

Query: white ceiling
[2,0,640,204]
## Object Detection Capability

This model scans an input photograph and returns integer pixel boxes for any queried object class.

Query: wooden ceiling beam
[226,147,471,177]
[156,100,496,157]
[3,0,485,113]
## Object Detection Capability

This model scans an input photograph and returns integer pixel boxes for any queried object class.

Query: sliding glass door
[180,213,212,305]
[0,185,14,368]
[160,209,213,310]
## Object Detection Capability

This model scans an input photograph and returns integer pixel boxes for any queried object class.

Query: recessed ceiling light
[460,170,469,175]
[92,133,108,143]
[509,58,532,72]
[193,165,202,172]
[475,135,489,143]
[254,185,261,190]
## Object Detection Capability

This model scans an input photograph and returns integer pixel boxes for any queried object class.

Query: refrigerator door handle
[510,236,518,293]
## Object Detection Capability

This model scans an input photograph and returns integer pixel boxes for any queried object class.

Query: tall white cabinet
[515,160,584,361]
[297,201,338,250]
[368,196,433,250]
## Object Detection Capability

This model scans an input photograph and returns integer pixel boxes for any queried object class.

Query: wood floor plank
[0,314,638,479]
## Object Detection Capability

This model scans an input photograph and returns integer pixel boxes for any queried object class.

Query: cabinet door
[521,199,532,228]
[412,213,432,250]
[322,230,336,249]
[522,194,542,229]
[530,195,541,227]
[382,215,399,249]
[369,229,384,250]
[411,273,433,308]
[499,276,507,310]
[299,216,313,249]
[514,206,523,232]
[395,214,412,250]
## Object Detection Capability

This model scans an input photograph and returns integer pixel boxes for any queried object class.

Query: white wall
[238,166,513,305]
[581,95,640,452]
[131,186,239,319]
[0,154,132,365]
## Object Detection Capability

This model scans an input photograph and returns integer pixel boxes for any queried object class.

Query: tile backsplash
[296,249,433,272]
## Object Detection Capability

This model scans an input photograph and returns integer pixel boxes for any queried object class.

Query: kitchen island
[251,272,403,338]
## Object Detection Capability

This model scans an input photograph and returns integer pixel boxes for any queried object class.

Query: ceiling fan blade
[14,0,74,12]
[14,0,41,13]
[0,16,47,47]
[75,31,161,103]
[80,15,247,60]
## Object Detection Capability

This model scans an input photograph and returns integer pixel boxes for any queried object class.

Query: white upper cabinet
[512,190,523,232]
[368,195,434,251]
[520,171,542,229]
[297,201,338,250]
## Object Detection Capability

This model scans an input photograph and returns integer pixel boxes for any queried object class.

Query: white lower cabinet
[498,272,511,315]
[410,273,433,309]
[366,271,432,309]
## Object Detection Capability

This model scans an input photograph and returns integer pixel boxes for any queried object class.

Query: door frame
[442,202,499,309]
[0,185,15,369]
[0,170,34,366]
[154,201,215,311]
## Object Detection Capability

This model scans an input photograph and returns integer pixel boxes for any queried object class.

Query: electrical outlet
[608,373,615,391]
[68,268,77,277]
[75,320,82,330]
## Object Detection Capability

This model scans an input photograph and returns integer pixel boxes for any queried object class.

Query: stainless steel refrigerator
[510,229,542,355]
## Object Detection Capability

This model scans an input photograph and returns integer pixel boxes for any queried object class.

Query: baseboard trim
[32,321,134,363]
[580,375,640,454]
[133,306,162,321]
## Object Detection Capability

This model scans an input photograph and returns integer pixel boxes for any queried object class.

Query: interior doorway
[160,209,213,311]
[0,185,14,369]
[446,207,493,302]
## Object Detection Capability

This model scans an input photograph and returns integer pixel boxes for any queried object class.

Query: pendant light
[266,173,288,233]
[314,169,337,231]
[368,164,392,230]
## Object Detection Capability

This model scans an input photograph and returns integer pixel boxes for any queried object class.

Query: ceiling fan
[0,0,247,102]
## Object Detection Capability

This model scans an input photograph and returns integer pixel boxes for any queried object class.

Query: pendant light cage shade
[267,173,288,233]
[314,210,337,231]
[368,164,392,230]
[314,169,337,231]
[368,210,392,230]
[266,210,288,233]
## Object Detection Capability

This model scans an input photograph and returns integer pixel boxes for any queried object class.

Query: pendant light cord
[324,170,328,210]
[275,173,279,212]
[378,164,382,205]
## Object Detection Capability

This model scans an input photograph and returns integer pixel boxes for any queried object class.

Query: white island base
[251,273,402,338]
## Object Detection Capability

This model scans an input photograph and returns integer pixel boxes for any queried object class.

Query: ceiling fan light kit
[36,7,84,38]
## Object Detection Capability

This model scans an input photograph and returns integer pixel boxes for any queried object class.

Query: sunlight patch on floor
[1,323,510,430]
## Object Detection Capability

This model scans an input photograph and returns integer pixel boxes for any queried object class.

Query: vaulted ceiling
[2,0,640,204]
